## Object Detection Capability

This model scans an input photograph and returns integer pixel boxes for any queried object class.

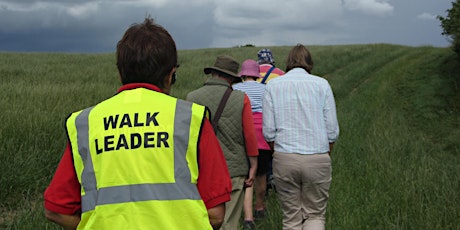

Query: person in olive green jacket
[186,55,259,230]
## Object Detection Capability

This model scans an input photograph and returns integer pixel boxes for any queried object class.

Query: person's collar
[205,76,232,87]
[117,83,163,93]
[289,67,308,74]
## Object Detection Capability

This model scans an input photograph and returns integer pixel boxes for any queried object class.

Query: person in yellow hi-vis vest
[44,17,232,230]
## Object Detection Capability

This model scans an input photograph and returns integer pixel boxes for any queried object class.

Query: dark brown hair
[116,17,177,87]
[285,44,314,73]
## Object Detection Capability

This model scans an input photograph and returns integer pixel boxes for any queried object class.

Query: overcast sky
[0,0,454,53]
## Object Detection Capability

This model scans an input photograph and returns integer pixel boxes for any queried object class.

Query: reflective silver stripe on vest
[74,100,201,213]
[75,107,98,212]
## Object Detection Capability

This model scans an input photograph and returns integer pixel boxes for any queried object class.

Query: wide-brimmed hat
[238,59,263,78]
[257,48,275,64]
[204,55,240,78]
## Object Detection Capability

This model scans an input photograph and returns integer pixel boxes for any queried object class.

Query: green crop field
[1,44,459,229]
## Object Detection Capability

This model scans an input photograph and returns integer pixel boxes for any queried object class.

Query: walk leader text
[94,112,170,154]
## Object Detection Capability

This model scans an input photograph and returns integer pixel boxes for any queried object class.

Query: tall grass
[0,44,458,229]
[326,46,459,229]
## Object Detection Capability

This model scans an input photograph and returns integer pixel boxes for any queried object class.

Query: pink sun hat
[238,59,263,78]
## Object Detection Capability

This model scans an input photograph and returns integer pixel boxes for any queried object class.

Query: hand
[45,209,80,230]
[268,142,274,151]
[207,204,225,229]
[329,142,334,156]
[244,177,254,188]
[245,156,257,187]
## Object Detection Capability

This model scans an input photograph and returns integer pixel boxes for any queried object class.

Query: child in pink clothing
[233,59,272,228]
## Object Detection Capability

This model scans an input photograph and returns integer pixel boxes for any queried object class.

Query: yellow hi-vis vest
[66,88,212,230]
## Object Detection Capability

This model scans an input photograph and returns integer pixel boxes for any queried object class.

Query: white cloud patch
[211,0,345,47]
[114,0,168,8]
[344,0,394,16]
[67,2,99,20]
[417,12,436,20]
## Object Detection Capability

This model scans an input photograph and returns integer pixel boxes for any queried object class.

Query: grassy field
[0,44,459,229]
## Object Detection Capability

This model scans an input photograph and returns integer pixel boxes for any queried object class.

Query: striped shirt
[262,68,339,154]
[233,81,266,113]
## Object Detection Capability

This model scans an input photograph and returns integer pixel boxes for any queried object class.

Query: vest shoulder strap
[212,87,233,133]
[261,66,276,84]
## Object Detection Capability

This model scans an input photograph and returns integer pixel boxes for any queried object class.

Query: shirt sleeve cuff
[44,200,81,215]
[203,193,231,209]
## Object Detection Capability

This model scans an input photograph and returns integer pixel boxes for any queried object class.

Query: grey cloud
[210,0,345,47]
[343,0,394,16]
[0,0,453,53]
[0,0,215,51]
[417,13,437,21]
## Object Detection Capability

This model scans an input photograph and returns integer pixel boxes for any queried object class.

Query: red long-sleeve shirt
[241,94,259,157]
[44,84,232,214]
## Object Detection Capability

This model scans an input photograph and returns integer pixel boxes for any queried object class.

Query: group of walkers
[43,17,339,230]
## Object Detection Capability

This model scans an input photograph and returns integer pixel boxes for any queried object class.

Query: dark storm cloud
[0,0,453,53]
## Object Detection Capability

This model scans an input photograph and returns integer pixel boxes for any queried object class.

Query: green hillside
[0,44,459,229]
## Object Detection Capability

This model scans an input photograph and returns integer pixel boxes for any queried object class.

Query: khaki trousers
[273,152,331,230]
[220,176,246,230]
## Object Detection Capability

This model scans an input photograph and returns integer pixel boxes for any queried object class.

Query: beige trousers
[273,152,332,230]
[220,176,246,230]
